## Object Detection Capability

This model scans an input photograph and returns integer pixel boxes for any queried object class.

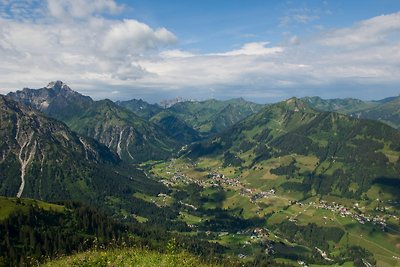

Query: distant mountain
[185,97,400,198]
[8,82,178,163]
[303,95,400,129]
[116,99,163,120]
[302,96,377,114]
[117,97,263,141]
[166,98,263,136]
[8,81,93,121]
[350,95,400,129]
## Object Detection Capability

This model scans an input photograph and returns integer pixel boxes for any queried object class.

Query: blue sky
[119,0,399,52]
[0,0,399,103]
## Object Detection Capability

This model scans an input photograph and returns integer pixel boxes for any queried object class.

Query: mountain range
[1,81,400,266]
[8,81,263,163]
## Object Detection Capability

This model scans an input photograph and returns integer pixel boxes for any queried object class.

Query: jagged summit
[45,80,73,92]
[7,81,93,119]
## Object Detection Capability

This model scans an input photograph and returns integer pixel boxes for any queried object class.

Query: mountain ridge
[0,95,121,201]
[8,82,179,163]
[184,97,400,198]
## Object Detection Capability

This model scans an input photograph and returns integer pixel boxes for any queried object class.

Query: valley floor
[145,156,400,267]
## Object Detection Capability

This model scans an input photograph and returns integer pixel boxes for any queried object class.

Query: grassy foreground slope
[42,248,219,267]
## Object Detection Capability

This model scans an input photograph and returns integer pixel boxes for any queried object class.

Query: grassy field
[0,197,64,221]
[133,192,173,207]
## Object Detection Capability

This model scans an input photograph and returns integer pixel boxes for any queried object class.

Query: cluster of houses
[206,172,278,205]
[207,172,243,187]
[309,200,388,228]
[249,189,276,203]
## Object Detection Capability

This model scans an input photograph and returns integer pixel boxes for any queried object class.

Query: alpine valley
[1,82,400,267]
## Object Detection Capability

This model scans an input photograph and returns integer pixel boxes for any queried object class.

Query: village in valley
[153,158,397,233]
[147,157,400,265]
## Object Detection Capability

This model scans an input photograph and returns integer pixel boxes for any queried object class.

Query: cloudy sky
[0,0,399,103]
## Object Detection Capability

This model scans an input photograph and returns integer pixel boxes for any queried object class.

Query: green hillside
[302,96,377,114]
[186,97,400,197]
[0,197,64,221]
[150,110,201,143]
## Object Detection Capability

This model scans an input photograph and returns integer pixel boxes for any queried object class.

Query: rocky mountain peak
[46,80,72,92]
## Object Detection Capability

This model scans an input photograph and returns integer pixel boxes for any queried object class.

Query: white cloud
[160,49,195,58]
[102,20,176,57]
[0,1,176,90]
[128,13,400,100]
[211,42,284,56]
[47,0,123,19]
[0,3,399,102]
[319,12,400,48]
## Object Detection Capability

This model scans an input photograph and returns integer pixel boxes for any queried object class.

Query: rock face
[8,82,178,163]
[0,95,122,201]
[8,81,93,121]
